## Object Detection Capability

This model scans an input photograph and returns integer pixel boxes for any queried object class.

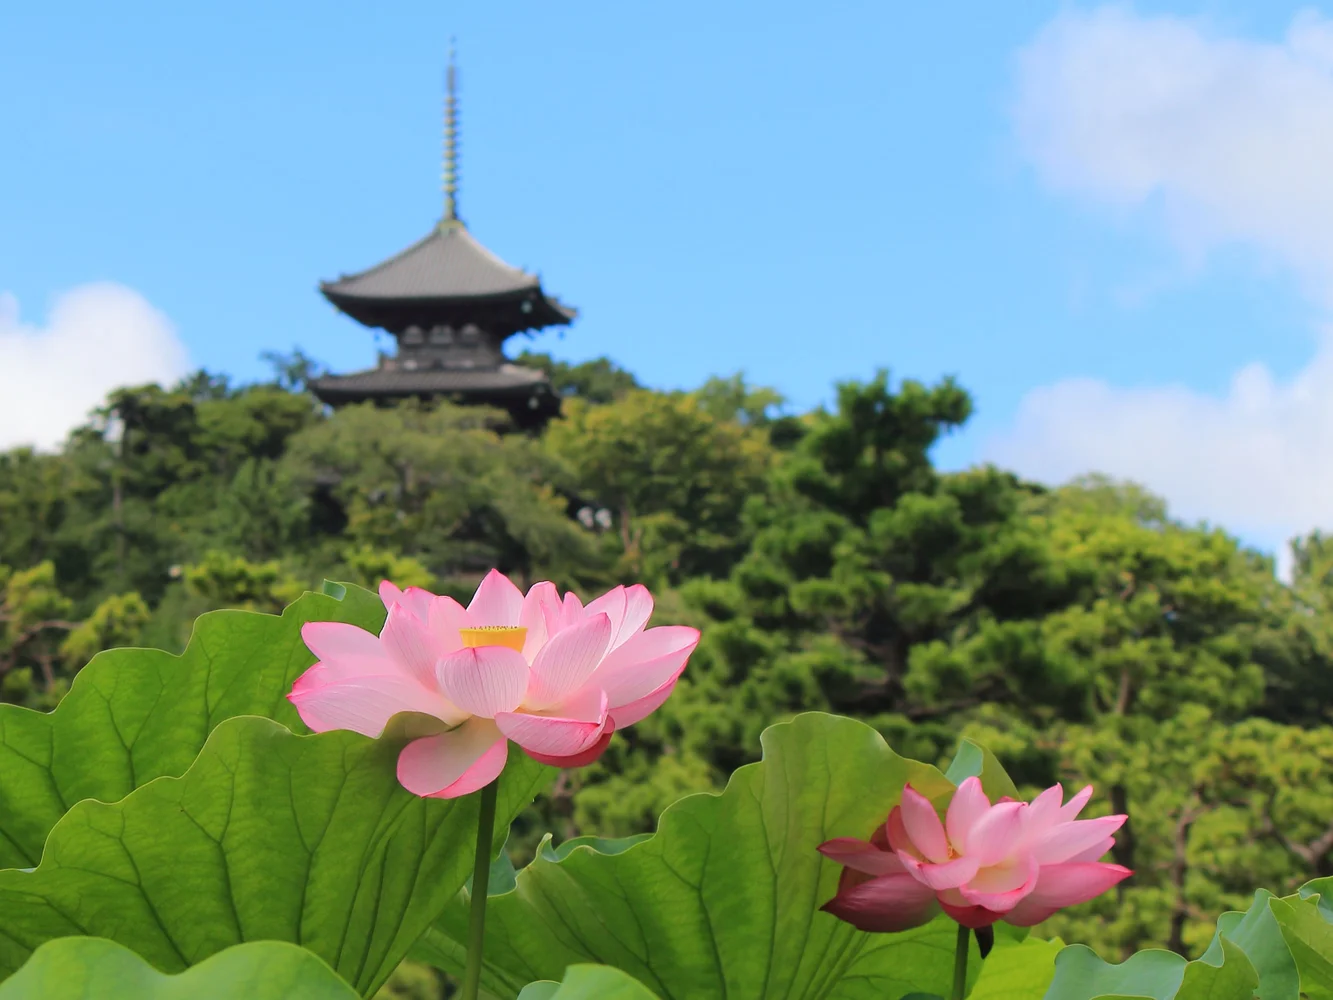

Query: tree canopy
[1,359,1328,995]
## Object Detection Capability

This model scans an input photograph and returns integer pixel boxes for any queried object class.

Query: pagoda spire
[442,41,460,225]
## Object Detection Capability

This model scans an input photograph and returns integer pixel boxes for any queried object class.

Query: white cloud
[0,284,190,451]
[994,6,1333,561]
[1014,6,1333,293]
[986,334,1333,547]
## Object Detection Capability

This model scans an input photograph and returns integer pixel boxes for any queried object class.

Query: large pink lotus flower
[289,570,698,799]
[818,777,1131,932]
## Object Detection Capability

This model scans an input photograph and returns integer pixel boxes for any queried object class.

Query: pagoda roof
[309,363,550,400]
[320,222,576,335]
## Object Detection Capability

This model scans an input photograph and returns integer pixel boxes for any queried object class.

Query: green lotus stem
[950,921,969,1000]
[460,780,499,1000]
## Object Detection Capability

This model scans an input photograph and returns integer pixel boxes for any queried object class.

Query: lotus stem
[950,921,969,1000]
[460,780,499,1000]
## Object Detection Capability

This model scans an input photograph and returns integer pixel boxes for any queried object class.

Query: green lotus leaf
[1297,876,1333,922]
[943,738,1020,802]
[0,714,550,997]
[1269,893,1333,999]
[515,965,663,1000]
[414,712,971,999]
[968,936,1063,999]
[1208,889,1298,999]
[1175,939,1259,1000]
[1046,893,1275,1000]
[0,937,358,999]
[1044,946,1187,1000]
[0,583,385,870]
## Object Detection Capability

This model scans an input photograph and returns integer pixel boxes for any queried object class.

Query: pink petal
[288,674,460,736]
[301,622,398,681]
[946,777,990,854]
[556,591,585,631]
[968,801,1027,866]
[522,725,615,767]
[436,646,530,717]
[818,838,908,877]
[938,897,1003,929]
[820,872,940,933]
[607,672,681,728]
[958,854,1040,911]
[381,602,442,688]
[1000,862,1133,927]
[583,587,628,645]
[900,785,951,863]
[396,718,508,798]
[594,626,699,709]
[468,569,524,626]
[1067,836,1116,863]
[550,684,608,722]
[1058,785,1094,822]
[583,584,654,649]
[898,852,981,890]
[885,807,923,860]
[519,582,561,659]
[397,586,437,622]
[379,580,405,610]
[617,585,654,647]
[599,625,697,671]
[524,613,613,711]
[427,595,469,654]
[496,695,609,758]
[1031,815,1127,865]
[1023,784,1064,838]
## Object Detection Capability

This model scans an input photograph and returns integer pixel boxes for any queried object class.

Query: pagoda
[309,51,575,428]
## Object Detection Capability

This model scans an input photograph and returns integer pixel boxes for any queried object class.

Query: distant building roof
[310,362,549,396]
[320,222,575,334]
[308,362,560,425]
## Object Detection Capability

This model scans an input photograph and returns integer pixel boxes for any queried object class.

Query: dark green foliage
[514,351,639,404]
[1,357,1331,967]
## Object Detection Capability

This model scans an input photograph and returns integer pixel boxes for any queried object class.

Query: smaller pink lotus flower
[818,778,1131,932]
[289,571,698,799]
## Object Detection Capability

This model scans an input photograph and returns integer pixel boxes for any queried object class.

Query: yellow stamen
[458,626,528,652]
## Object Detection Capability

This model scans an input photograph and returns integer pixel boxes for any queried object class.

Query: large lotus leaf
[1045,939,1259,1000]
[414,712,976,1000]
[1206,890,1299,999]
[1297,876,1333,921]
[1175,939,1260,1000]
[1046,897,1275,1000]
[943,739,1020,802]
[0,938,358,999]
[0,715,550,997]
[967,937,1062,999]
[1043,947,1189,1000]
[515,965,663,1000]
[0,582,385,870]
[1269,894,1333,998]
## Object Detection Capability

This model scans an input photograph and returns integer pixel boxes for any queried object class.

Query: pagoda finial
[442,40,461,225]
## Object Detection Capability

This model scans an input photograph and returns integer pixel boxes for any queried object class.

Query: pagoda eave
[309,367,563,425]
[320,286,575,337]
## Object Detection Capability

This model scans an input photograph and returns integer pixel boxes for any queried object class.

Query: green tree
[341,546,435,592]
[0,561,147,709]
[545,389,773,585]
[282,400,597,594]
[515,351,640,404]
[182,551,306,614]
[60,591,150,669]
[693,373,784,426]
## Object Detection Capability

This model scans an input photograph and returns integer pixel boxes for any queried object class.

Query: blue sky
[4,1,1333,564]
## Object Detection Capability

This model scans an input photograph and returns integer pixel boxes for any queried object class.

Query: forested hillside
[3,353,1331,974]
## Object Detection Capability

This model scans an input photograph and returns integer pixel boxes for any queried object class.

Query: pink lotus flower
[289,570,698,799]
[818,777,1131,932]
